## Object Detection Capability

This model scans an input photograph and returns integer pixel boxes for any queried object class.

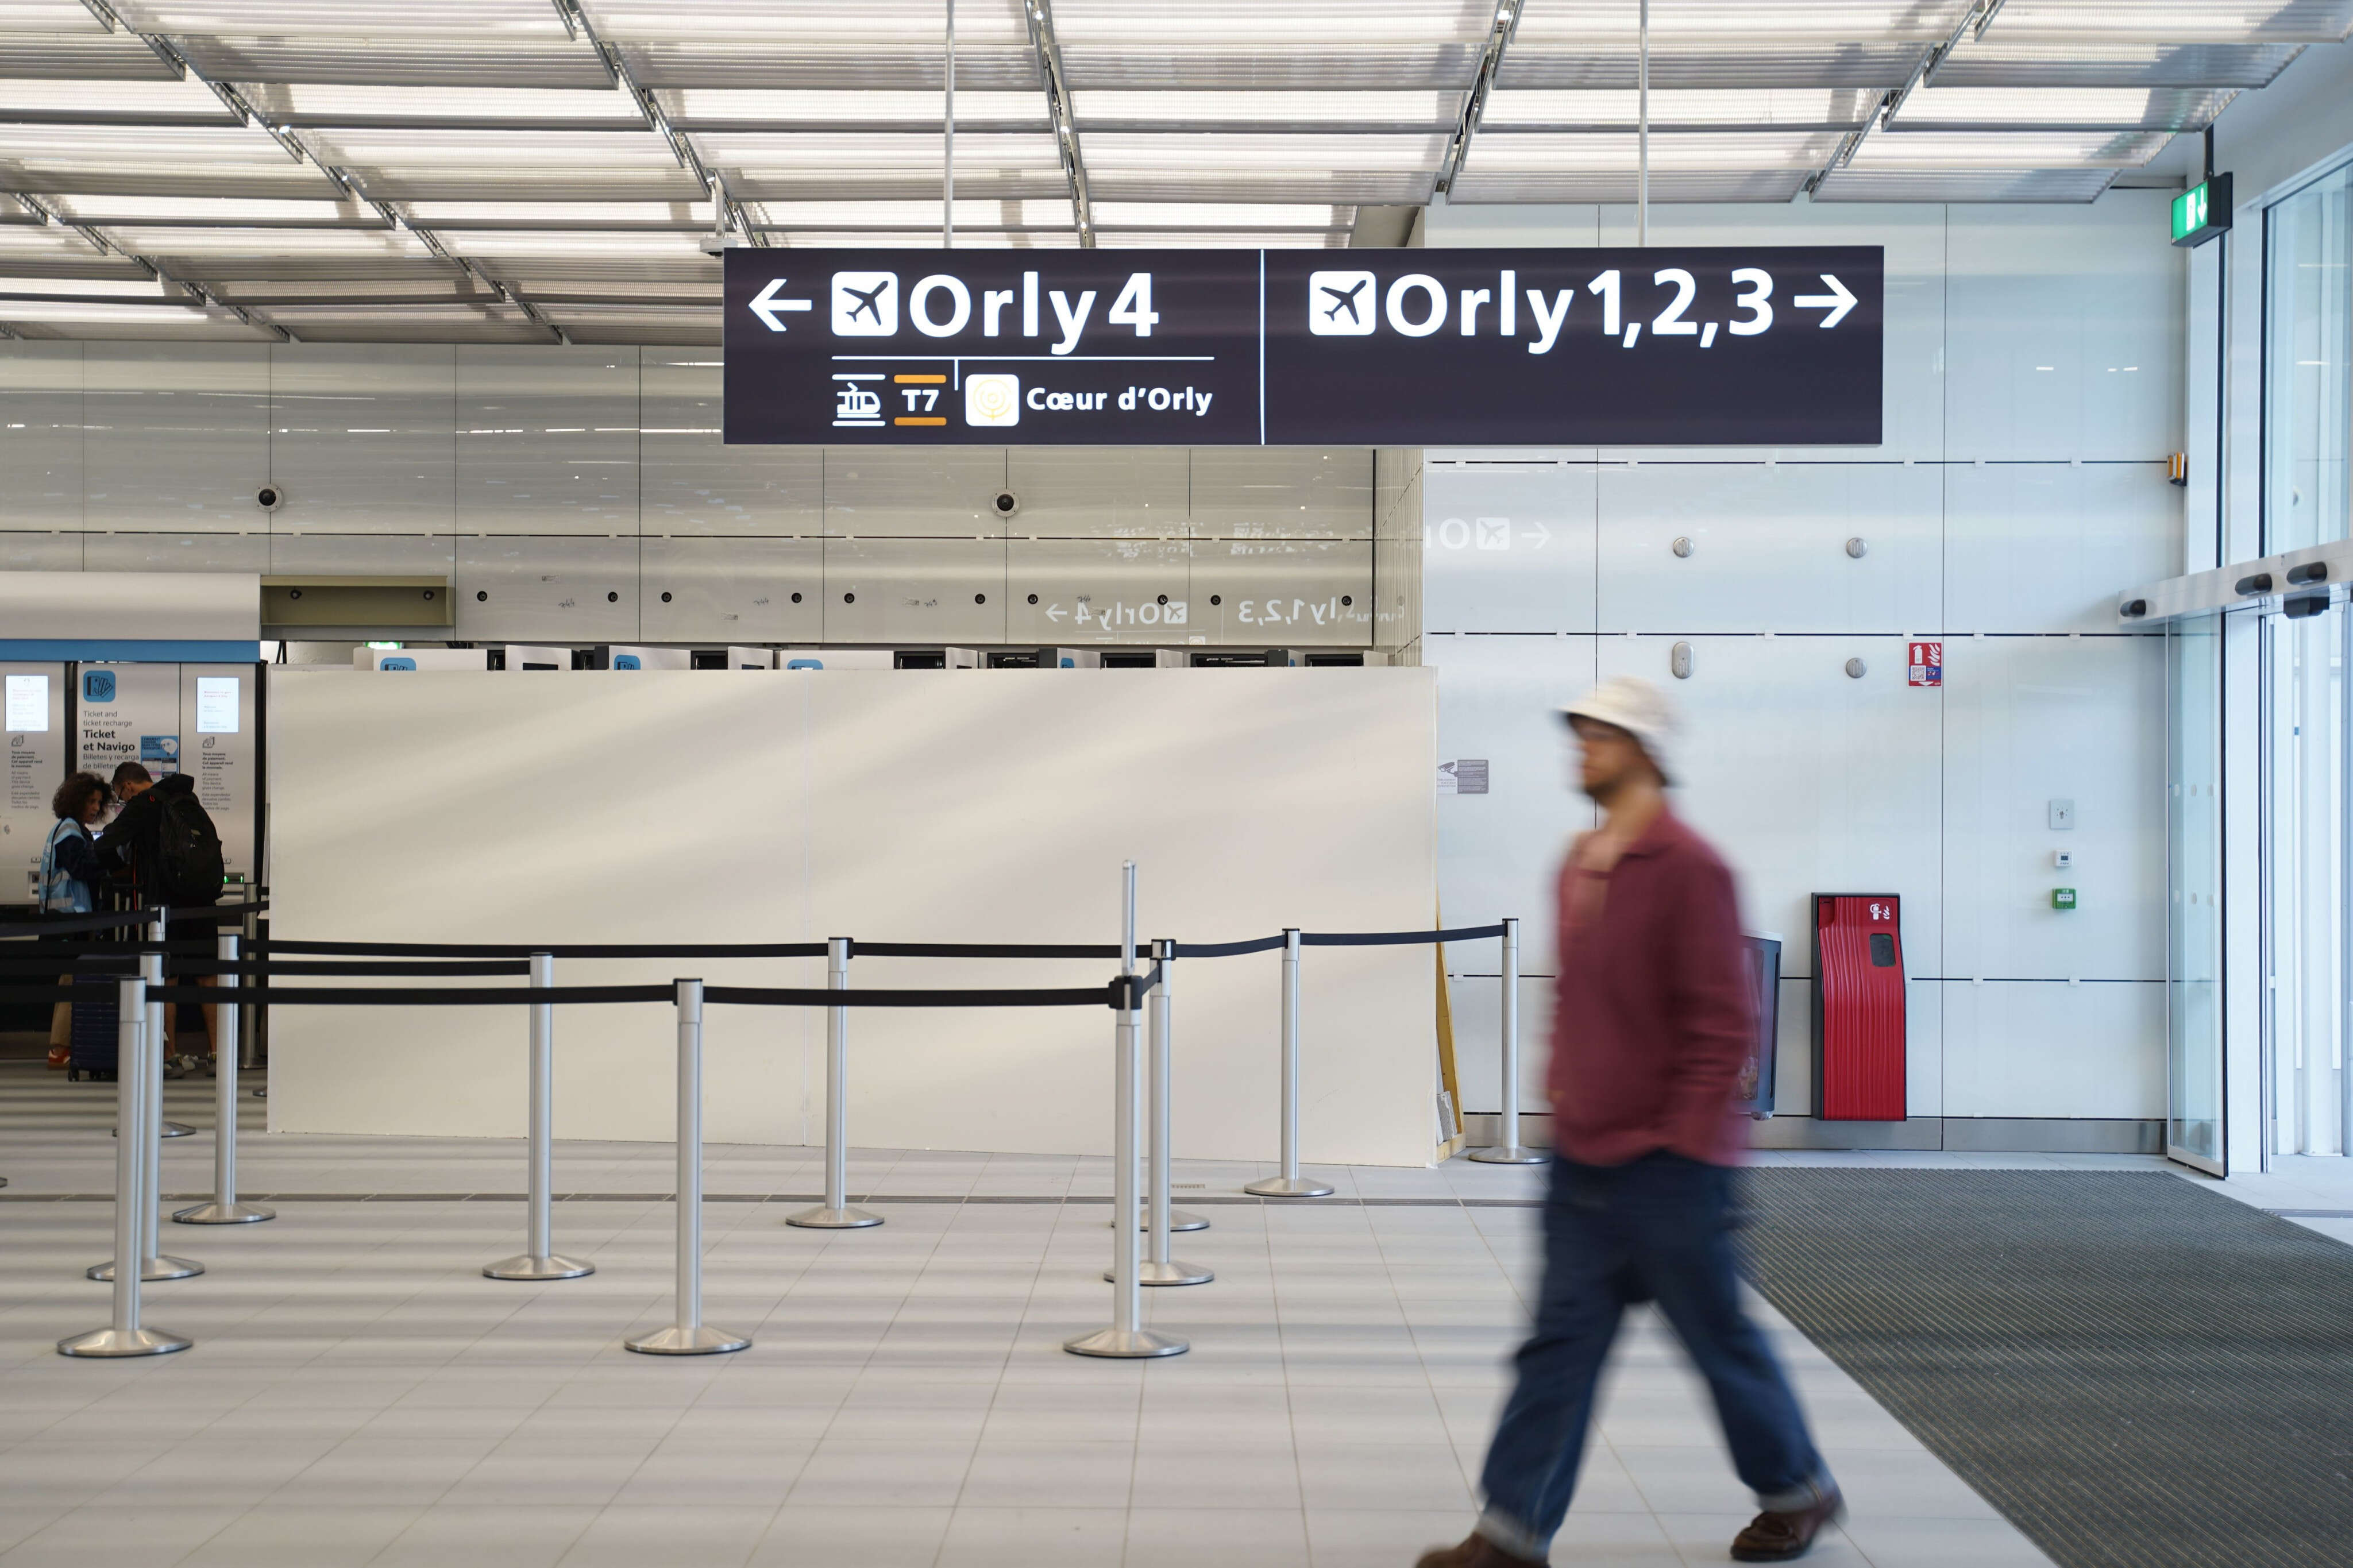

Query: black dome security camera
[256,485,282,511]
[993,492,1020,517]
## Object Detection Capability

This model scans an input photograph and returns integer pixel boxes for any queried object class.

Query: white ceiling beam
[9,189,290,340]
[1435,1,1524,196]
[1023,0,1096,247]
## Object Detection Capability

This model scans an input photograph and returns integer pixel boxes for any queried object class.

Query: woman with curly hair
[40,771,110,1068]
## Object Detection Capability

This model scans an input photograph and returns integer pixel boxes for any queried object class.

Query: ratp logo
[82,670,115,703]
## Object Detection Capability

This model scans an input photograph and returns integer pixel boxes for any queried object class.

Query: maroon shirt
[1547,809,1755,1167]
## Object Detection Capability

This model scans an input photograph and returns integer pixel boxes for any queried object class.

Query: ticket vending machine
[1811,894,1905,1122]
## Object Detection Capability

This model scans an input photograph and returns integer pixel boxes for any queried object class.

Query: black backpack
[156,789,225,906]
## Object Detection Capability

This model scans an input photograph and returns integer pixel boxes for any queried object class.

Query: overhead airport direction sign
[724,246,1883,448]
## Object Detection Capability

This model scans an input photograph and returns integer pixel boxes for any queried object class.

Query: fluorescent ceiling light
[655,88,1048,129]
[0,274,173,296]
[0,76,238,122]
[1891,85,2235,129]
[1850,128,2176,168]
[1483,88,1877,128]
[1981,1,2353,44]
[49,195,376,225]
[1469,129,1847,170]
[109,1,576,38]
[1072,90,1462,128]
[237,84,646,129]
[1091,202,1350,227]
[581,0,1033,44]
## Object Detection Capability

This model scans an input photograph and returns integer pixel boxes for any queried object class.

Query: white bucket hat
[1561,675,1678,786]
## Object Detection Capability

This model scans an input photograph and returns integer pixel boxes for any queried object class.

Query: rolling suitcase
[67,963,121,1082]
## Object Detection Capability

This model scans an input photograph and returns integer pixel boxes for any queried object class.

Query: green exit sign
[2172,174,2232,248]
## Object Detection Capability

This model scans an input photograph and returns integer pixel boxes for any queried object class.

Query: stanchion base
[483,1253,595,1281]
[1112,1208,1211,1233]
[57,1326,191,1359]
[173,1202,275,1225]
[1108,1260,1214,1287]
[1243,1177,1336,1198]
[624,1324,750,1356]
[785,1206,883,1230]
[1467,1146,1550,1166]
[1063,1326,1189,1358]
[86,1256,203,1283]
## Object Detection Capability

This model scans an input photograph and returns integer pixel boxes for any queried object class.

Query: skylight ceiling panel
[1072,91,1462,131]
[1499,46,1923,90]
[692,130,1069,203]
[48,194,380,226]
[0,76,243,126]
[206,276,493,302]
[1981,1,2353,43]
[0,123,350,200]
[655,89,1049,132]
[1090,201,1352,229]
[404,199,717,229]
[763,229,1083,248]
[436,229,720,259]
[1812,167,2114,202]
[1055,0,1493,47]
[172,37,619,89]
[1468,129,1847,172]
[618,42,1038,92]
[0,273,175,297]
[0,302,267,340]
[1482,88,1877,129]
[1094,229,1348,248]
[251,306,554,344]
[299,129,706,203]
[1931,40,2305,88]
[160,253,463,284]
[1509,2,1969,45]
[0,3,112,30]
[239,85,647,132]
[0,223,132,273]
[1893,85,2235,130]
[744,197,1075,230]
[1851,128,2174,168]
[96,226,434,259]
[1448,168,1812,203]
[1060,45,1478,90]
[1083,132,1446,206]
[108,1,574,36]
[470,255,718,287]
[582,0,1029,45]
[0,32,188,79]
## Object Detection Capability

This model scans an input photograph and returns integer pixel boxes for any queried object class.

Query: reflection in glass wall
[2263,608,2350,1157]
[2265,163,2352,554]
[2169,617,2225,1169]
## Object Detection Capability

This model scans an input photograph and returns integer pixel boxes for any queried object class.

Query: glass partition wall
[2168,616,2227,1171]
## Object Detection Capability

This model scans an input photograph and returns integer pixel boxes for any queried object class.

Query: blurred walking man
[1419,678,1840,1566]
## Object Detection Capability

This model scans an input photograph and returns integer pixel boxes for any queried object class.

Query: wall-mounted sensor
[2053,849,2074,871]
[1671,536,1694,558]
[256,485,283,511]
[1844,657,1867,678]
[1670,640,1692,679]
[993,491,1020,517]
[1845,536,1867,559]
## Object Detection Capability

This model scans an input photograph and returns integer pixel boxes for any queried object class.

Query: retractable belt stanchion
[627,979,749,1355]
[487,952,593,1279]
[1245,928,1332,1198]
[172,928,273,1225]
[94,920,202,1283]
[789,937,881,1230]
[152,910,191,1138]
[1118,939,1210,1288]
[1471,917,1546,1165]
[60,974,189,1359]
[1068,864,1186,1358]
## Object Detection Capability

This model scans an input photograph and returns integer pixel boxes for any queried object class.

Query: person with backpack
[97,761,227,1069]
[39,771,113,1069]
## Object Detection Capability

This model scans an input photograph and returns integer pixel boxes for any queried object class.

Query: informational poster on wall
[2,662,67,903]
[180,664,256,878]
[74,662,180,787]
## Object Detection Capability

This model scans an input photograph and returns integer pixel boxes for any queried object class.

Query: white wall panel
[1422,631,1595,974]
[268,344,456,536]
[640,536,821,643]
[1422,461,1598,635]
[1942,632,2166,982]
[82,532,268,574]
[456,345,639,537]
[640,355,820,536]
[267,532,454,578]
[820,536,1007,643]
[0,342,82,530]
[0,532,83,569]
[1940,979,2165,1119]
[1596,461,1942,635]
[82,343,268,533]
[824,447,1006,539]
[1005,536,1192,643]
[1589,203,1949,465]
[1599,633,1942,974]
[1945,190,2184,462]
[1188,538,1371,646]
[1944,460,2181,633]
[1190,448,1374,539]
[453,535,641,640]
[1008,446,1188,537]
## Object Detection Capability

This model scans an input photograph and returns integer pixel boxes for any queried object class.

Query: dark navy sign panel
[723,246,1882,447]
[1263,247,1881,446]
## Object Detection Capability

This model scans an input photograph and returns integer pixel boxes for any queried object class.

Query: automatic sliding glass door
[2168,617,2226,1172]
[2262,605,2351,1158]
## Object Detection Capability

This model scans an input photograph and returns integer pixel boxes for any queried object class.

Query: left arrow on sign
[750,277,815,331]
[1792,274,1857,329]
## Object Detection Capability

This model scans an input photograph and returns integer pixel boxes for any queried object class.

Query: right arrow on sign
[1793,274,1857,329]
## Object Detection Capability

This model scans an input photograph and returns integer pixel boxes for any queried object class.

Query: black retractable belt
[1302,924,1509,947]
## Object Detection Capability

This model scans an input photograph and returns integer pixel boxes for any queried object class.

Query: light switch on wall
[2049,798,2076,831]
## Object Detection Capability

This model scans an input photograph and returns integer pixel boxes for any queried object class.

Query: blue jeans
[1476,1152,1827,1558]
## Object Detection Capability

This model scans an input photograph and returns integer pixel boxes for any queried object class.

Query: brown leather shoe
[1730,1485,1845,1562]
[1415,1533,1546,1568]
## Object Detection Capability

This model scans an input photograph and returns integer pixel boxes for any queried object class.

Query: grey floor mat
[1742,1170,2353,1568]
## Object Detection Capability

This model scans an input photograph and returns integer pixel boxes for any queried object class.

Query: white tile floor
[9,1067,2329,1567]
